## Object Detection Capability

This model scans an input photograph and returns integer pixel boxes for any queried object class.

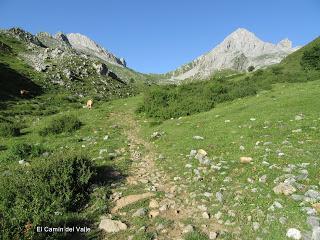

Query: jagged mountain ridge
[167,28,300,81]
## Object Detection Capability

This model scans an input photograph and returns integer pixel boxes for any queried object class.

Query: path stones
[286,228,302,239]
[273,182,296,195]
[99,218,127,233]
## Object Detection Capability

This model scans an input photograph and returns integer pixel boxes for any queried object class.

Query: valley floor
[1,79,320,240]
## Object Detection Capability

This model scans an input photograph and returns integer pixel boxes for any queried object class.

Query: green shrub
[0,152,95,239]
[39,115,82,136]
[8,143,46,161]
[0,122,21,137]
[138,77,258,120]
[301,45,320,70]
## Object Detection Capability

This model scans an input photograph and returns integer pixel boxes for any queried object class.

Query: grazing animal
[86,99,93,109]
[20,89,29,97]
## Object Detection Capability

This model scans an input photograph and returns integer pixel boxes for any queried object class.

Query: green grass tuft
[39,115,82,136]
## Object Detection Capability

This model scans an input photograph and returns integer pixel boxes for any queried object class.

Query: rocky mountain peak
[278,38,292,49]
[167,28,299,81]
[65,33,126,67]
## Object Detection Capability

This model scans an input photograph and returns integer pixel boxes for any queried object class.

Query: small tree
[247,65,255,72]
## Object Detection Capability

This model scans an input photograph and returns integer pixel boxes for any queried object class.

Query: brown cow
[20,89,30,97]
[86,99,93,109]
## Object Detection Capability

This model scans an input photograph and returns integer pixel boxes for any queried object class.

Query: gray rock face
[167,28,300,80]
[66,33,126,66]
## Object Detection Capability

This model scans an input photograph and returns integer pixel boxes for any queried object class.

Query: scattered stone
[312,226,320,240]
[99,149,108,155]
[209,231,218,239]
[193,136,204,140]
[159,204,168,212]
[253,222,260,231]
[99,218,127,233]
[292,129,302,133]
[286,228,302,240]
[295,115,304,121]
[190,150,197,157]
[259,175,267,183]
[273,182,296,195]
[150,131,163,139]
[305,190,320,200]
[202,212,210,219]
[183,225,194,234]
[204,192,213,198]
[274,201,283,209]
[149,199,159,209]
[239,145,245,151]
[291,194,305,201]
[133,208,147,217]
[185,164,192,168]
[103,135,109,141]
[216,191,223,203]
[214,211,222,220]
[240,156,253,164]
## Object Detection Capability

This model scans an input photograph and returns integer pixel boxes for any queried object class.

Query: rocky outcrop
[66,33,126,67]
[168,28,300,80]
[8,28,46,47]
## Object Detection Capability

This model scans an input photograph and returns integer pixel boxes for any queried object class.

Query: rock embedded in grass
[273,182,296,195]
[240,156,253,163]
[132,208,147,217]
[193,135,204,140]
[286,228,302,240]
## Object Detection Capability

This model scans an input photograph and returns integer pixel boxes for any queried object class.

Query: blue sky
[0,0,319,73]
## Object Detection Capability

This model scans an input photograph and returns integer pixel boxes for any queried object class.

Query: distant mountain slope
[0,29,138,100]
[166,28,300,81]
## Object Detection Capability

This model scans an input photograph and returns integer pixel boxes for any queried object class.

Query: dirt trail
[108,110,227,239]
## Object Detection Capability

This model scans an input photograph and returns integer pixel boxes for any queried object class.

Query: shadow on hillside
[93,165,127,186]
[0,62,42,100]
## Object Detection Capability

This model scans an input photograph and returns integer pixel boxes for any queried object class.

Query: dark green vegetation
[137,77,257,119]
[39,114,81,136]
[0,122,21,137]
[138,37,320,120]
[0,153,94,240]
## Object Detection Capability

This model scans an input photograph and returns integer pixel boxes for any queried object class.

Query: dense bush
[138,77,259,119]
[39,115,81,136]
[8,142,47,161]
[0,122,21,137]
[0,152,95,239]
[301,45,320,70]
